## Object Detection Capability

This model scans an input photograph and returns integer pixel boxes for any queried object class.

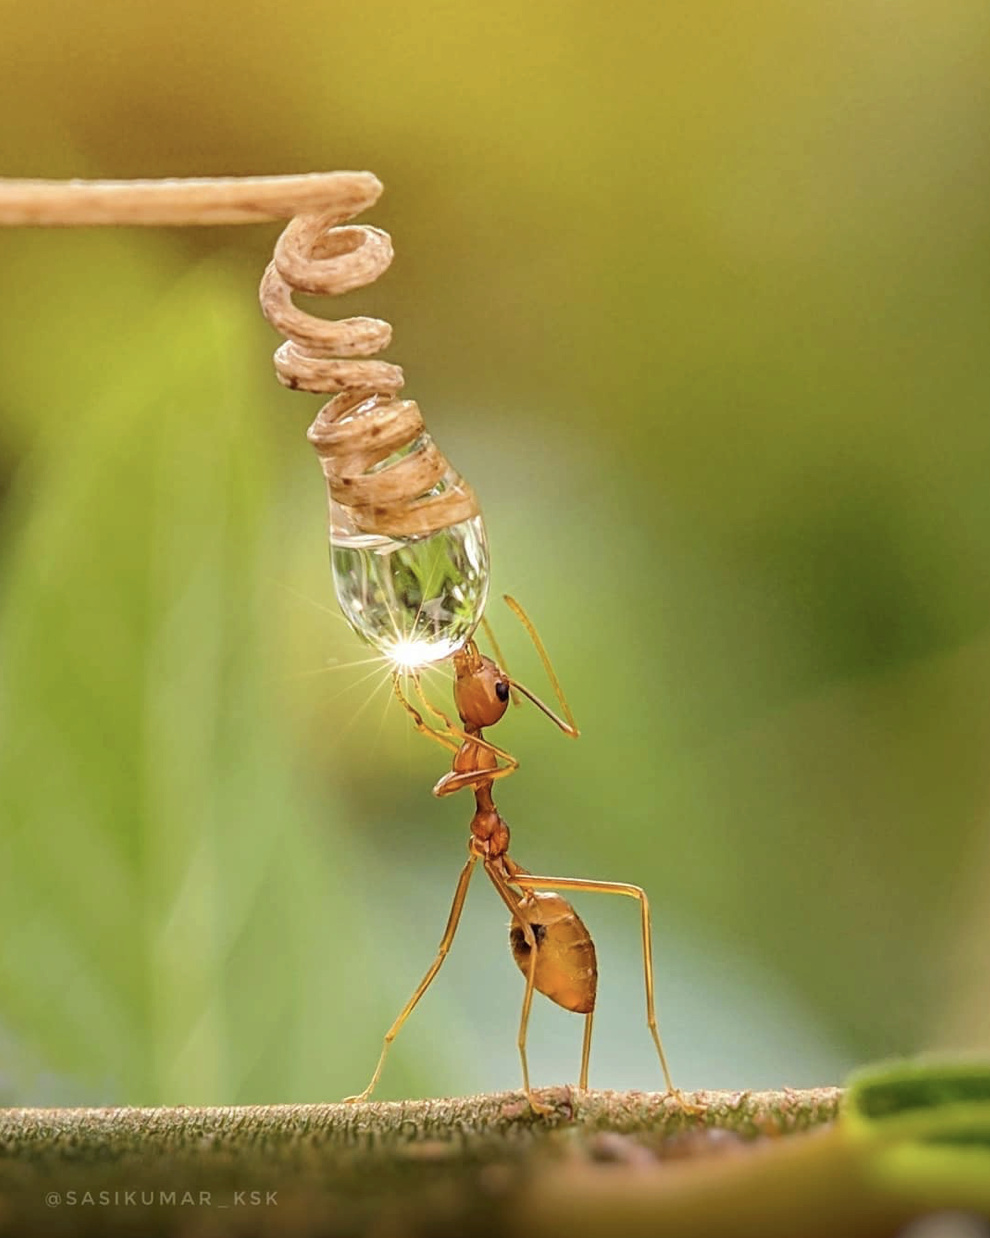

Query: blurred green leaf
[845,1059,990,1212]
[0,261,373,1104]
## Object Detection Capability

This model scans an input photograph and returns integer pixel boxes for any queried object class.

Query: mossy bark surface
[0,1087,854,1237]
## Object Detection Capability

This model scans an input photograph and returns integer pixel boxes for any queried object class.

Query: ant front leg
[343,855,476,1104]
[511,872,683,1102]
[396,674,520,792]
[391,674,460,756]
[432,754,519,798]
[410,678,521,796]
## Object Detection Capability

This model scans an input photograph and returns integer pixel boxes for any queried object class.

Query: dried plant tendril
[258,183,491,667]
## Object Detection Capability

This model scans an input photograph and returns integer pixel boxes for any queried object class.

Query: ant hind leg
[484,860,554,1117]
[579,1011,594,1091]
[510,872,687,1103]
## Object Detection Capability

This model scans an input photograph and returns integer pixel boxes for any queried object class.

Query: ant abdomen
[509,891,598,1014]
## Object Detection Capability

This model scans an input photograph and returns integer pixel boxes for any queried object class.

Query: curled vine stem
[258,187,479,539]
[0,170,479,539]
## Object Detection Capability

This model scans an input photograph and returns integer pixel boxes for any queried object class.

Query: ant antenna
[502,595,579,738]
[481,615,522,707]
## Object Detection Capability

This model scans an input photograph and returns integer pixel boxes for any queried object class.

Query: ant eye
[495,681,510,703]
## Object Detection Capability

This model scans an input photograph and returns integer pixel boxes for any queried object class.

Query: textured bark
[0,1086,841,1158]
[0,1087,855,1238]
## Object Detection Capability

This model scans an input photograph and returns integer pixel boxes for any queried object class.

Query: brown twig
[0,171,379,226]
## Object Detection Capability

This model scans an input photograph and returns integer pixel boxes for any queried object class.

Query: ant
[343,596,678,1114]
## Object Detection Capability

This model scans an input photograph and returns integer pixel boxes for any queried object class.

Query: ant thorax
[469,787,510,858]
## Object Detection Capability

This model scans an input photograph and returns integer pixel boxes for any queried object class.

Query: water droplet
[330,514,490,666]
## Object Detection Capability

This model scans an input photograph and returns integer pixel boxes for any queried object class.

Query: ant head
[453,641,511,728]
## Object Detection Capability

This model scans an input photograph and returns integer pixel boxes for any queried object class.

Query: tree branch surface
[1,1085,840,1156]
[0,1087,857,1238]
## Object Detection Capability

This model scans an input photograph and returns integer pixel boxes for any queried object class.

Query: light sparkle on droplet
[383,635,454,670]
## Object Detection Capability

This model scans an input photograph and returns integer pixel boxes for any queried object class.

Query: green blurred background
[1,0,989,1107]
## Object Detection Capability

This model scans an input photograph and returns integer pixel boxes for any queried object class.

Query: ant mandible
[343,596,678,1113]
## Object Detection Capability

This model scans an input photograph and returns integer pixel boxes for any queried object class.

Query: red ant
[343,596,678,1113]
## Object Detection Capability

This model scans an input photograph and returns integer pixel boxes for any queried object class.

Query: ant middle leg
[343,855,476,1104]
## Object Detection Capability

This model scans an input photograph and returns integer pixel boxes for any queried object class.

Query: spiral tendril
[259,177,479,539]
